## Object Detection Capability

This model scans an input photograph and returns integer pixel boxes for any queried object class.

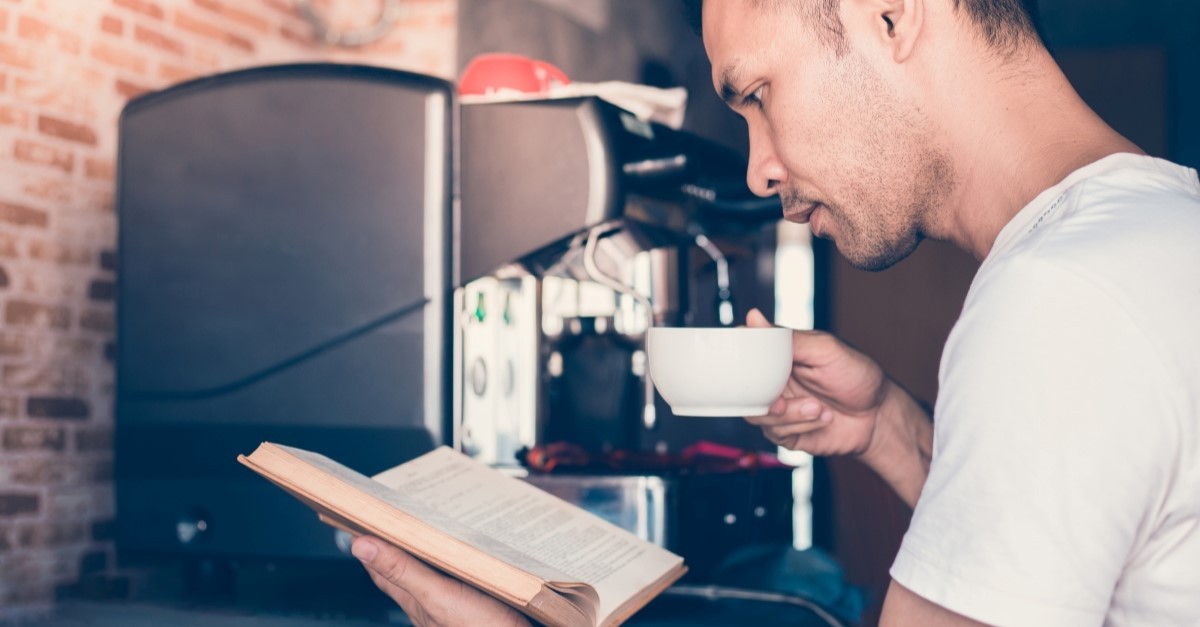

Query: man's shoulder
[1023,156,1200,263]
[952,158,1200,398]
[977,157,1200,313]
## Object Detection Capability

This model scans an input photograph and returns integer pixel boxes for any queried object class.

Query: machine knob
[470,357,488,396]
[176,508,213,545]
[502,359,515,398]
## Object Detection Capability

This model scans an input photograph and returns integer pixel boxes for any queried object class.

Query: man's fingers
[353,537,447,602]
[746,307,773,328]
[746,397,827,426]
[767,413,833,439]
[353,538,434,622]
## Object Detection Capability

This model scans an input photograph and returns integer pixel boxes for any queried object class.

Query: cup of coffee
[646,327,793,417]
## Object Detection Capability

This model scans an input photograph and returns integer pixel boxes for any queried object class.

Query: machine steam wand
[582,225,658,431]
[692,232,734,326]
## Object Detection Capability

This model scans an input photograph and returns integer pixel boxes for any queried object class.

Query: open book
[238,443,686,627]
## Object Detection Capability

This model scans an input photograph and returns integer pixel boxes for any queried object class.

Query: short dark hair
[682,0,1040,53]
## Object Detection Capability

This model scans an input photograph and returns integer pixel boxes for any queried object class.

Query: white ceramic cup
[646,327,793,417]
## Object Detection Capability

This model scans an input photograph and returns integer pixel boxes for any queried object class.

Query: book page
[272,445,578,586]
[373,447,683,621]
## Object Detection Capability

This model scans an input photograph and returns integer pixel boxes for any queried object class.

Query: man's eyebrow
[717,64,745,108]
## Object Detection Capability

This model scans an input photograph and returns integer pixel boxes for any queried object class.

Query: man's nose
[746,131,787,198]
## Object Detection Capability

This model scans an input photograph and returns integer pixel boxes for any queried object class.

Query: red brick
[261,0,299,17]
[80,309,114,334]
[5,300,70,329]
[27,397,89,420]
[157,61,195,84]
[6,459,107,485]
[114,0,164,20]
[47,490,93,521]
[3,426,66,452]
[21,178,72,205]
[0,199,50,227]
[13,76,95,118]
[134,24,184,55]
[0,233,17,258]
[89,40,148,74]
[364,40,407,56]
[16,520,86,547]
[84,158,114,181]
[87,189,115,213]
[280,22,308,45]
[0,493,39,516]
[0,333,27,357]
[0,41,36,70]
[88,280,115,302]
[193,46,220,68]
[0,72,7,93]
[14,139,74,173]
[3,363,87,393]
[100,14,124,36]
[115,78,151,100]
[17,15,83,55]
[0,7,8,33]
[37,115,98,145]
[29,240,92,265]
[174,10,254,52]
[74,428,112,453]
[0,396,20,419]
[0,103,29,128]
[194,0,270,34]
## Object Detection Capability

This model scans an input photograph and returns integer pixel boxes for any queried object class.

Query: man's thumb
[746,308,773,328]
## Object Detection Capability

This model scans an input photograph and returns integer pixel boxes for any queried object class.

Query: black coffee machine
[456,96,795,577]
[114,64,797,580]
[115,64,452,560]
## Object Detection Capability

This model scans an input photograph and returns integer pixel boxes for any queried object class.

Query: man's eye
[746,85,766,109]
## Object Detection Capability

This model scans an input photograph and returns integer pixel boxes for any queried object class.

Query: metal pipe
[582,225,658,430]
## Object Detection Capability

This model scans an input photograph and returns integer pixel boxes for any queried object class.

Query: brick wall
[0,0,455,618]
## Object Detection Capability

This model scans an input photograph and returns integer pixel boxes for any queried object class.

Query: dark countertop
[29,595,839,627]
[20,560,841,627]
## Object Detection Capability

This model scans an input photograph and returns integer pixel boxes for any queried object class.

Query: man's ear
[857,0,925,62]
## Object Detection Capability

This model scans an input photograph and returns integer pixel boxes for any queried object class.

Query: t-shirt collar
[985,152,1153,262]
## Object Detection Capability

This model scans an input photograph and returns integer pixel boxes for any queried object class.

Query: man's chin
[836,235,923,272]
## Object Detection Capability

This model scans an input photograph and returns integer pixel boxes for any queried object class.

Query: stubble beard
[806,54,957,272]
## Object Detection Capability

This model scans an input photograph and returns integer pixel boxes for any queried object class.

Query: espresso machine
[455,96,794,577]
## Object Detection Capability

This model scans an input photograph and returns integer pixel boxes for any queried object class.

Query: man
[351,0,1200,624]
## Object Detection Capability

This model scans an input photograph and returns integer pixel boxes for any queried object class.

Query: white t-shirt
[890,153,1200,626]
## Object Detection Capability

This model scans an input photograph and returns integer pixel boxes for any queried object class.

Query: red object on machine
[458,53,570,96]
[521,441,791,474]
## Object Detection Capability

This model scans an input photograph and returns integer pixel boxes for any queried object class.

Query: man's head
[690,0,1040,270]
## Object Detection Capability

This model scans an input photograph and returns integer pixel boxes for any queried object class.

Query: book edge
[598,562,688,627]
[237,445,550,609]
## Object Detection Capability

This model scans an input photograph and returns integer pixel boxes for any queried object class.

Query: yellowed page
[271,444,582,587]
[373,447,684,623]
[239,448,543,614]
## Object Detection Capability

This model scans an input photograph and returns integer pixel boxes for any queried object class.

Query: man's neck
[927,47,1143,260]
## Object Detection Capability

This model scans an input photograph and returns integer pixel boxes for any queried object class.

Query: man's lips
[784,201,820,223]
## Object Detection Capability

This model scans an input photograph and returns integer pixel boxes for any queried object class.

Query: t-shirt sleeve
[890,255,1174,626]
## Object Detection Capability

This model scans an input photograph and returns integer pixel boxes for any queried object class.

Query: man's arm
[881,580,989,627]
[859,383,934,508]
